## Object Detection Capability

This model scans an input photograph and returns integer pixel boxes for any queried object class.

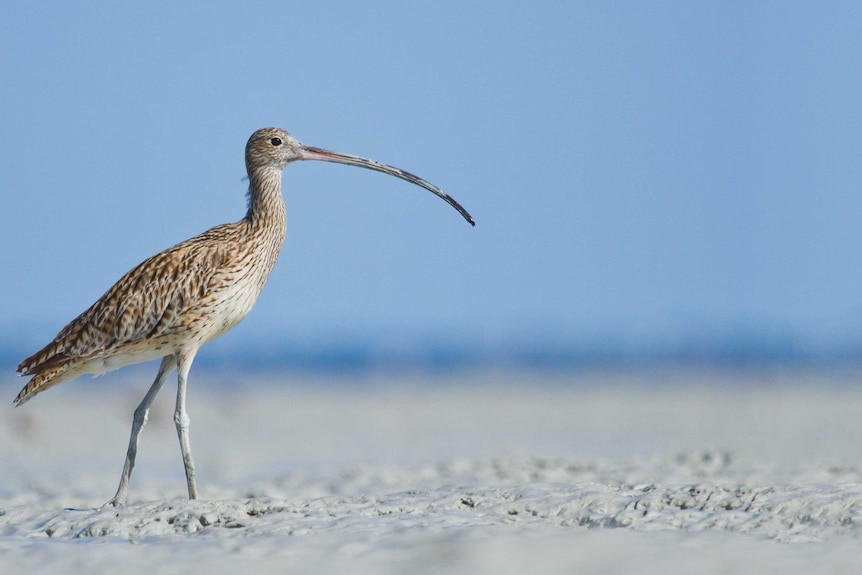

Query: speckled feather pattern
[15,128,289,405]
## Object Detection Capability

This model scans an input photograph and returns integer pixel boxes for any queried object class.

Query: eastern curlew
[14,127,474,506]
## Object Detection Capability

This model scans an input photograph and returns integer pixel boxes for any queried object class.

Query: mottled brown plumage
[16,131,288,406]
[15,127,474,505]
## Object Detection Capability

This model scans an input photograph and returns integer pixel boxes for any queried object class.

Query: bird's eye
[271,137,283,146]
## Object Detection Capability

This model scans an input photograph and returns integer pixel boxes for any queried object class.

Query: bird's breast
[195,240,282,344]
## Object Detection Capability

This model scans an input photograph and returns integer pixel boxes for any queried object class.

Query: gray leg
[106,355,176,507]
[174,348,199,500]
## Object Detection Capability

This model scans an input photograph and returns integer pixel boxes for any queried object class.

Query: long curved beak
[299,146,475,226]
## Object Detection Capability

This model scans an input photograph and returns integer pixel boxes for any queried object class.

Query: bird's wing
[18,223,241,376]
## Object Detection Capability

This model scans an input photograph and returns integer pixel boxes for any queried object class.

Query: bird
[14,127,474,506]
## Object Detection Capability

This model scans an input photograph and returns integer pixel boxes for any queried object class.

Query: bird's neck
[244,167,287,243]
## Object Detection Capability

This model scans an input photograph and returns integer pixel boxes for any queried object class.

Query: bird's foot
[103,496,125,508]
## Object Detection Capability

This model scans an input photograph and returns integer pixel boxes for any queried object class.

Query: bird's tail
[14,362,80,406]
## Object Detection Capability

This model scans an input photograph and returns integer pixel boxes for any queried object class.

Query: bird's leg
[106,355,176,507]
[174,349,199,500]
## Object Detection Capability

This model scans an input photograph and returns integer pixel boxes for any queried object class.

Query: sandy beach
[3,367,862,574]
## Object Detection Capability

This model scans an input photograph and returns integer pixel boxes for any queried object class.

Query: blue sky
[3,2,862,363]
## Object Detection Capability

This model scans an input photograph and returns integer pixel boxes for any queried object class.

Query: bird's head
[245,127,304,170]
